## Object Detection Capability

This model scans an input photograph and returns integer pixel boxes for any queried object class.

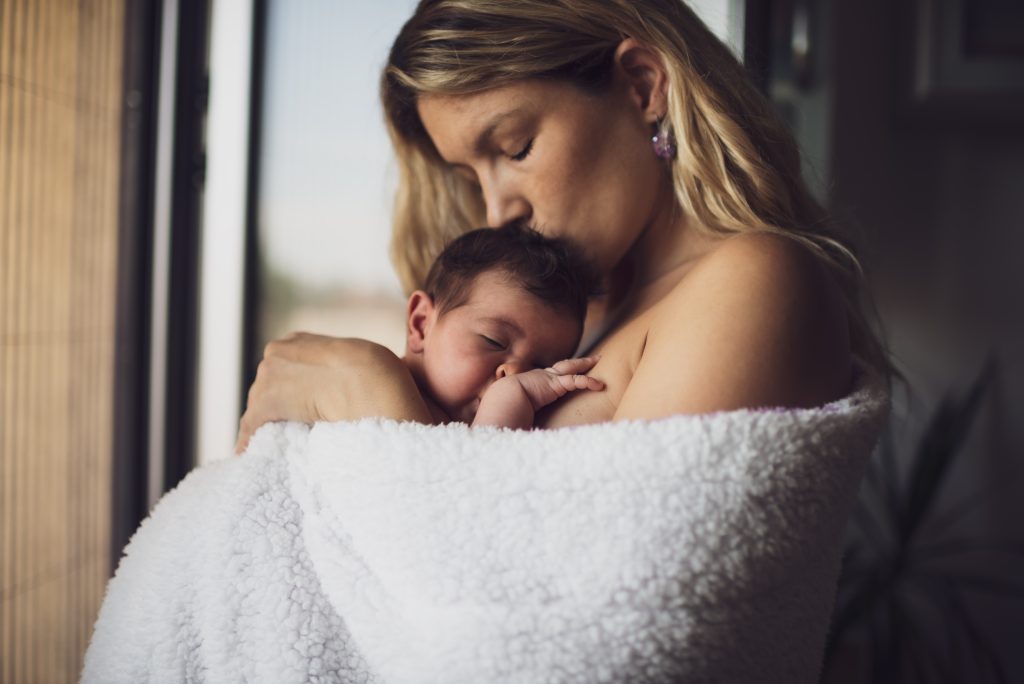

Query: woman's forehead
[418,82,534,122]
[416,81,572,159]
[418,88,525,155]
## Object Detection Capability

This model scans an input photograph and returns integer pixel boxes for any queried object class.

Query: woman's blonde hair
[381,0,895,379]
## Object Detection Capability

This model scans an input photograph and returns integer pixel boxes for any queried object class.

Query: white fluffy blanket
[82,367,888,684]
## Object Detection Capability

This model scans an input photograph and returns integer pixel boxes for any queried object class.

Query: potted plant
[820,360,1024,683]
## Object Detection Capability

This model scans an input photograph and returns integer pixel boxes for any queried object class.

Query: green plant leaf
[827,357,1014,682]
[919,467,1024,538]
[851,497,892,556]
[869,594,900,683]
[823,574,882,669]
[914,576,982,683]
[898,360,996,547]
[886,596,912,683]
[909,539,1024,568]
[914,570,1024,601]
[872,426,903,529]
[946,585,1011,684]
[836,543,875,589]
[892,592,946,684]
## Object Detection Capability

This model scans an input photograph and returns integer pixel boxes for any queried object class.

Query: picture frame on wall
[907,0,1024,124]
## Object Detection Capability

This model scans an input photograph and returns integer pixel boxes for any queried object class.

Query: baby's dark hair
[424,225,599,323]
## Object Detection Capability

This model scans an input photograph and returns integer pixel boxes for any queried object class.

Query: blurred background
[1,0,1021,682]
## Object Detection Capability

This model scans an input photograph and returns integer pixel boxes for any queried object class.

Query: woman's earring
[651,120,676,160]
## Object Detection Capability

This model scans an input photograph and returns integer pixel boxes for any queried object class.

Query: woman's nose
[482,182,531,228]
[495,361,529,379]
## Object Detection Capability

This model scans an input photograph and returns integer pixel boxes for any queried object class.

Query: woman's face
[417,75,668,274]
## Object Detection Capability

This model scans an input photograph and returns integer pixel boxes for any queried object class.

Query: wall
[0,1,124,682]
[828,0,1024,679]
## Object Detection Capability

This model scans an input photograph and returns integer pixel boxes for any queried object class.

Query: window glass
[255,0,419,358]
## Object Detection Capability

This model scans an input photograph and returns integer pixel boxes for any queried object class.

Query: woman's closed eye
[508,138,534,162]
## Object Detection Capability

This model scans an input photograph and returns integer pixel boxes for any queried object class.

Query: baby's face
[419,271,581,423]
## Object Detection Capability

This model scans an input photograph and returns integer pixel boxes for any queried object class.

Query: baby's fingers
[554,373,605,393]
[547,356,600,375]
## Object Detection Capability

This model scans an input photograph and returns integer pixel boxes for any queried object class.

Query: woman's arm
[235,334,432,453]
[613,233,852,420]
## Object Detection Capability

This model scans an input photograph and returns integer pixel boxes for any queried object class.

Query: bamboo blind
[0,1,125,682]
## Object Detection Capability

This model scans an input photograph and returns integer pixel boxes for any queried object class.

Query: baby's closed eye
[479,335,506,350]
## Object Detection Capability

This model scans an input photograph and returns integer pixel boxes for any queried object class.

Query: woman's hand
[234,332,431,454]
[235,333,346,454]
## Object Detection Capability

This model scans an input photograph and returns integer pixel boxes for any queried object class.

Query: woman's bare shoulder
[613,231,852,420]
[673,230,838,301]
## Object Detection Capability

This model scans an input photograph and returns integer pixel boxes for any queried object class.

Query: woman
[235,0,891,451]
[85,9,895,679]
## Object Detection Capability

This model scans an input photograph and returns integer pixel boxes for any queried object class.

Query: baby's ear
[406,290,435,354]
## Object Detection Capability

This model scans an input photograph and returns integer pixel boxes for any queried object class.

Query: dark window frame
[112,0,213,566]
[112,0,160,567]
[161,0,212,492]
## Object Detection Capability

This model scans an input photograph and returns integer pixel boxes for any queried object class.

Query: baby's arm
[472,357,603,429]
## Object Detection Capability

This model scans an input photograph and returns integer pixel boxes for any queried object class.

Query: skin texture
[234,39,852,452]
[403,270,601,425]
[471,358,604,430]
[234,273,601,451]
[416,72,665,276]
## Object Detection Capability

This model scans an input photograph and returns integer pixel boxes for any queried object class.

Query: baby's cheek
[449,357,490,400]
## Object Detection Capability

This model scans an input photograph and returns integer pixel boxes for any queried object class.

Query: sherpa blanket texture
[82,367,888,684]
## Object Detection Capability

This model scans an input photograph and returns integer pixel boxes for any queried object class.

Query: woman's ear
[406,290,436,354]
[613,37,669,124]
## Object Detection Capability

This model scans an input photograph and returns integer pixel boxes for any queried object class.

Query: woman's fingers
[237,335,370,454]
[234,403,267,454]
[234,418,252,455]
[234,352,306,454]
[235,382,275,454]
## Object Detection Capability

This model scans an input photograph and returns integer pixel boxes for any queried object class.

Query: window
[252,1,417,361]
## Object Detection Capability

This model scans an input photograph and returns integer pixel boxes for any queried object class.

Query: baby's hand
[514,356,605,410]
[472,356,604,429]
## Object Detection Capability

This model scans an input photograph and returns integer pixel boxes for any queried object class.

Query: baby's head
[404,225,598,423]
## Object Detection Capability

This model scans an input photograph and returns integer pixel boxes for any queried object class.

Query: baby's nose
[495,361,528,379]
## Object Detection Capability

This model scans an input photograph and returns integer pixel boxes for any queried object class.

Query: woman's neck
[577,193,723,354]
[629,194,721,295]
[621,188,724,301]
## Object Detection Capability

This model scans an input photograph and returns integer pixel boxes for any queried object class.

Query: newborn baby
[338,225,602,429]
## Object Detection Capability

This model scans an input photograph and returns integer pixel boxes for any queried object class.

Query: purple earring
[651,120,676,160]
